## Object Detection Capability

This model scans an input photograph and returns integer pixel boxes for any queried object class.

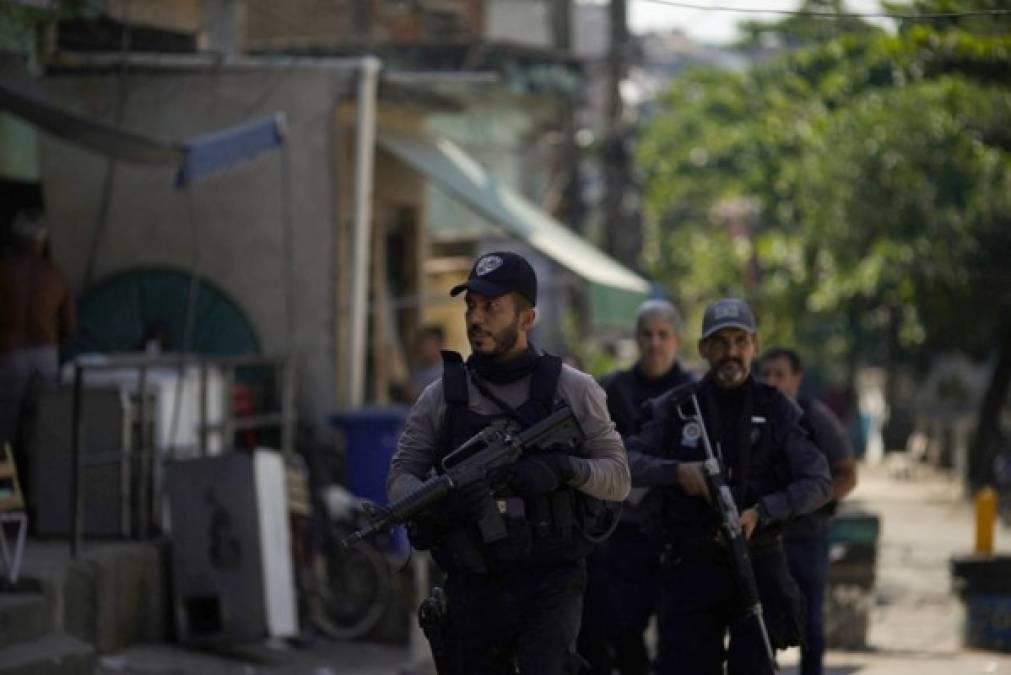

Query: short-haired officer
[625,299,831,675]
[760,347,857,675]
[579,299,694,675]
[388,251,630,674]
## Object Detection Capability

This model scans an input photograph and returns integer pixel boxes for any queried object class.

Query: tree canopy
[638,1,1011,482]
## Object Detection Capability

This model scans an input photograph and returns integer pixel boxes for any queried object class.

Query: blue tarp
[176,113,286,188]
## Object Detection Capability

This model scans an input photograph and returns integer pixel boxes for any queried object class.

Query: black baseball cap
[450,251,538,306]
[700,298,757,339]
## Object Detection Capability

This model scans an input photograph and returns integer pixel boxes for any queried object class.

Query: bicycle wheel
[321,522,392,639]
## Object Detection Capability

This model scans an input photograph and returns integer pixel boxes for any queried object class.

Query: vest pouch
[484,515,533,564]
[526,490,597,565]
[432,530,489,575]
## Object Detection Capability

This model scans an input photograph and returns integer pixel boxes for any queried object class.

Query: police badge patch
[476,255,503,276]
[681,421,702,448]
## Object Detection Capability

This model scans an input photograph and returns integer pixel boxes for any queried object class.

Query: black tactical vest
[655,378,792,549]
[431,351,606,573]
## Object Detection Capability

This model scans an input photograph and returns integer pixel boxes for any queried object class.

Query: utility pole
[550,0,585,233]
[551,0,572,49]
[603,0,641,269]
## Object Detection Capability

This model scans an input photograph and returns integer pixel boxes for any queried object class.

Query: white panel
[253,449,298,638]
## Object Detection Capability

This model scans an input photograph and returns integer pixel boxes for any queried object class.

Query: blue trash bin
[330,406,410,553]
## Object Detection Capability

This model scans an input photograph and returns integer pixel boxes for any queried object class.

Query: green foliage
[639,8,1011,376]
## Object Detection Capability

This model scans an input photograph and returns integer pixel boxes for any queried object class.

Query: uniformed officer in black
[625,298,832,675]
[579,299,694,675]
[388,251,630,674]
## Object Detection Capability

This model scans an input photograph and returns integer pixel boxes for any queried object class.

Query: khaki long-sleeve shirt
[388,363,631,503]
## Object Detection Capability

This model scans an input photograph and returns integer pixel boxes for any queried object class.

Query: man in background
[410,324,445,400]
[579,299,694,674]
[761,347,858,675]
[0,209,76,507]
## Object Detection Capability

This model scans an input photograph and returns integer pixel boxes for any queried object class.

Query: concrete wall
[244,0,483,49]
[104,0,204,34]
[485,0,609,58]
[39,65,353,436]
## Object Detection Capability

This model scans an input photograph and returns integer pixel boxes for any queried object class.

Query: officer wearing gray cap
[388,251,630,673]
[624,298,831,675]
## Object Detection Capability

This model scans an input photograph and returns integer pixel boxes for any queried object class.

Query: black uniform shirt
[601,362,695,437]
[788,397,856,536]
[625,374,831,538]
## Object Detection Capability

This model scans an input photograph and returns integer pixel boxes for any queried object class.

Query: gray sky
[621,0,899,43]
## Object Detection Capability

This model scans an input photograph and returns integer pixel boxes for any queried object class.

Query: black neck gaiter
[467,346,539,384]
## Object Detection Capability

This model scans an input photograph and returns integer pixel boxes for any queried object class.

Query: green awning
[378,129,650,328]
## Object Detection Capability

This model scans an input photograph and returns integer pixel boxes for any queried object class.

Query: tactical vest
[431,351,608,573]
[656,379,793,549]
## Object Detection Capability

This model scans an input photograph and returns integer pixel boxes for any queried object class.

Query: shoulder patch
[681,421,702,448]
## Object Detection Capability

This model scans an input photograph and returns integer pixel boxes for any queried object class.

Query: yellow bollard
[975,486,997,555]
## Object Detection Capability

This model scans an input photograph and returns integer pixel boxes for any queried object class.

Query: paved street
[97,457,1011,674]
[779,458,1011,674]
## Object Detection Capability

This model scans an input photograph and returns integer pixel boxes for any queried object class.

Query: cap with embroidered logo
[450,251,538,306]
[700,298,757,339]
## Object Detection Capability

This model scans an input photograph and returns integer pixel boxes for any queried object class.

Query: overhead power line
[638,0,1011,20]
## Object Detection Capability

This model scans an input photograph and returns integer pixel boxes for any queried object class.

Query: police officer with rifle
[385,252,631,674]
[626,298,831,675]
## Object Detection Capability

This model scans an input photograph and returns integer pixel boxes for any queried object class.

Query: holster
[419,587,454,675]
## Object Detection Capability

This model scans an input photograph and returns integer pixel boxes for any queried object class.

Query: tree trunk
[881,305,906,453]
[969,318,1011,489]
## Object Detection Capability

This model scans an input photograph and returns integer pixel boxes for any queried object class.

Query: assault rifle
[341,406,585,548]
[675,393,779,673]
